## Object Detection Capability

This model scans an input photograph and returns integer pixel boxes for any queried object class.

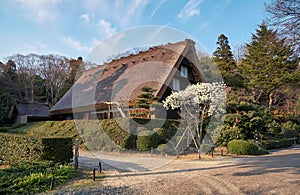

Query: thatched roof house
[50,39,206,120]
[10,102,50,123]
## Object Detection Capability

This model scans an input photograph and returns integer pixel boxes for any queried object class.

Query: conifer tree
[135,86,158,109]
[240,24,299,111]
[213,34,243,89]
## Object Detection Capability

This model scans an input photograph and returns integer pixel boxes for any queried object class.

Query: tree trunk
[269,92,274,113]
[197,107,206,159]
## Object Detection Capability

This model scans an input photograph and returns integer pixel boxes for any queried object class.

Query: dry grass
[44,166,105,194]
[177,146,231,160]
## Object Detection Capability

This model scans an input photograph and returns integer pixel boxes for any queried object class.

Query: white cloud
[16,0,62,23]
[82,0,149,27]
[79,14,91,23]
[189,9,200,17]
[178,0,203,20]
[149,0,167,19]
[97,19,117,36]
[62,37,90,52]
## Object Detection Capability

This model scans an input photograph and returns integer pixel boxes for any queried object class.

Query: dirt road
[70,147,300,194]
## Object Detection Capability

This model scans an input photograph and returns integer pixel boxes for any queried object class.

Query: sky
[0,0,271,64]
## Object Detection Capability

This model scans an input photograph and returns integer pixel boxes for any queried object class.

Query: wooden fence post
[93,168,96,181]
[50,176,55,190]
[74,139,79,170]
[99,162,102,173]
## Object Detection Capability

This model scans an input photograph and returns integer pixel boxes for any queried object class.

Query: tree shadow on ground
[232,150,300,177]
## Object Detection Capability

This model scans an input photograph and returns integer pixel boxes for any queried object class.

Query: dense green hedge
[227,140,268,155]
[137,130,158,151]
[0,133,73,165]
[0,133,42,165]
[41,138,73,164]
[262,139,294,150]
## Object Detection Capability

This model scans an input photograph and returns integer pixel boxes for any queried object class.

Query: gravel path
[57,146,300,194]
[77,150,176,172]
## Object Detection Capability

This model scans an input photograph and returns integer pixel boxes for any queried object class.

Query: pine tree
[240,24,299,111]
[213,34,243,89]
[134,86,158,109]
[131,86,159,118]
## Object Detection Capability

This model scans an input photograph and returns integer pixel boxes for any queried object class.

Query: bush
[156,144,176,155]
[0,161,77,194]
[41,138,73,164]
[156,127,177,143]
[217,125,245,146]
[227,140,260,155]
[262,139,293,149]
[0,133,73,165]
[200,144,214,154]
[0,133,42,165]
[137,131,158,151]
[282,129,299,139]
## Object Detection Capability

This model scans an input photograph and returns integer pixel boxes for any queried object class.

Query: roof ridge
[83,39,193,73]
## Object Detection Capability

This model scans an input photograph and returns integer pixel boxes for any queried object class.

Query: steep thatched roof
[50,39,204,115]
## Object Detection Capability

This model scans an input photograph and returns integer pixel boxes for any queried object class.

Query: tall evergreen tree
[240,24,299,111]
[213,34,243,89]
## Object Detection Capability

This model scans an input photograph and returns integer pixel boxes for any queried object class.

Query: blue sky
[0,0,270,63]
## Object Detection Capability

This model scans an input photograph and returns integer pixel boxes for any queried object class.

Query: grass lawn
[46,167,105,194]
[8,122,45,134]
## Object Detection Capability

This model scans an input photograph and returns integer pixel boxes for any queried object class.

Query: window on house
[181,66,188,78]
[172,78,180,91]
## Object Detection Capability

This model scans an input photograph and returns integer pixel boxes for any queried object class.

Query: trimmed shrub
[262,139,293,149]
[255,148,269,155]
[200,144,214,154]
[41,138,73,164]
[282,129,299,139]
[156,144,176,155]
[137,131,158,151]
[0,133,42,165]
[156,127,177,143]
[0,133,73,165]
[227,140,259,155]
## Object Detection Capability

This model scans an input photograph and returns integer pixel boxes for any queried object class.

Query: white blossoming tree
[163,82,226,158]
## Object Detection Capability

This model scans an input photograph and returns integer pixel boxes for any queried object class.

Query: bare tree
[233,43,248,64]
[6,54,71,106]
[39,54,70,105]
[265,0,300,56]
[7,54,40,103]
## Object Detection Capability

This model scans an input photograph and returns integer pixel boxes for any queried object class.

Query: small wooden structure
[9,102,50,123]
